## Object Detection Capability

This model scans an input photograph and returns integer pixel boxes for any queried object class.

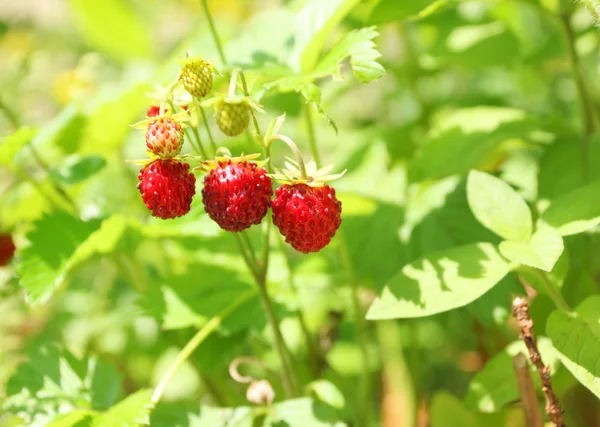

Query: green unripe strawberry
[215,100,250,137]
[179,58,214,99]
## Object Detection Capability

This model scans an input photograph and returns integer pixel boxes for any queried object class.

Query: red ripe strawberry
[0,233,16,266]
[145,115,184,160]
[138,159,196,219]
[272,184,342,253]
[201,157,272,232]
[147,105,161,117]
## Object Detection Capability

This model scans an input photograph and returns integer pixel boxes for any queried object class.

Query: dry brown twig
[513,352,544,427]
[512,297,566,427]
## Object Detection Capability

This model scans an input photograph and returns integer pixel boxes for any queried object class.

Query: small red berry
[138,159,196,219]
[147,105,161,117]
[145,116,185,160]
[201,160,272,232]
[272,184,342,253]
[0,234,16,266]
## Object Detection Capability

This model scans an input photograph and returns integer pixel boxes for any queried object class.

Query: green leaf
[291,0,361,73]
[17,213,126,304]
[540,181,600,236]
[464,337,559,412]
[467,170,532,242]
[431,391,478,427]
[49,155,107,185]
[499,226,564,272]
[410,107,535,182]
[314,27,385,83]
[307,380,346,409]
[547,296,600,399]
[67,0,151,62]
[366,243,511,320]
[93,389,153,427]
[264,398,346,426]
[367,0,454,25]
[2,345,121,427]
[0,127,36,167]
[46,410,94,427]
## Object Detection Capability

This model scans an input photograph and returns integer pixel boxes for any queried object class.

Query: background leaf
[540,181,600,236]
[467,170,532,242]
[546,296,600,399]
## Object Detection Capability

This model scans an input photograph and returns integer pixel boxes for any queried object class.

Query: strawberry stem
[270,134,307,181]
[228,69,240,98]
[200,0,227,66]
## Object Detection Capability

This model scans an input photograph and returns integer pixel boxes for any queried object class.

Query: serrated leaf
[46,410,95,427]
[0,127,37,167]
[93,389,153,427]
[546,296,600,399]
[467,170,532,242]
[540,180,600,236]
[307,380,345,409]
[49,154,107,185]
[67,0,151,62]
[464,337,559,412]
[314,27,385,83]
[290,0,361,73]
[2,346,121,427]
[499,226,563,271]
[366,243,511,320]
[431,391,477,427]
[264,113,287,144]
[17,213,126,304]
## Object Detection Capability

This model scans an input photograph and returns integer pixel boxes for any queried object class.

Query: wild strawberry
[270,159,345,253]
[147,105,161,117]
[0,234,16,266]
[145,115,185,160]
[215,100,250,137]
[201,155,272,232]
[138,159,196,219]
[272,184,342,253]
[179,58,214,99]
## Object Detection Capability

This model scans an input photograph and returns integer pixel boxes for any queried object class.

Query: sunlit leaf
[540,181,600,236]
[467,170,532,243]
[2,346,121,427]
[499,226,563,272]
[290,0,361,73]
[314,27,385,83]
[547,296,600,399]
[0,127,37,167]
[92,389,153,427]
[366,243,511,319]
[17,213,126,304]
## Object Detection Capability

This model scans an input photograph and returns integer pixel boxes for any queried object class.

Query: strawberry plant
[2,0,600,426]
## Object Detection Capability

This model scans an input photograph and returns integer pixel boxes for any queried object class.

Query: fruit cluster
[129,55,344,253]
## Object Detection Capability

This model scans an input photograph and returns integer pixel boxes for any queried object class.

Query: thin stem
[199,105,218,156]
[270,134,307,180]
[200,0,227,66]
[0,94,20,128]
[534,271,572,312]
[339,231,370,427]
[151,291,254,404]
[304,105,322,168]
[228,69,240,98]
[255,279,297,398]
[239,71,262,139]
[277,235,321,378]
[184,128,206,158]
[513,353,544,427]
[241,231,259,267]
[234,233,261,283]
[561,12,596,180]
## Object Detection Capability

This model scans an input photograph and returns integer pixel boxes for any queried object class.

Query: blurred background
[1,0,600,426]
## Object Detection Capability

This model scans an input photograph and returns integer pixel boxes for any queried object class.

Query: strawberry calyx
[196,153,267,173]
[270,158,346,188]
